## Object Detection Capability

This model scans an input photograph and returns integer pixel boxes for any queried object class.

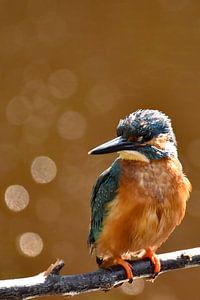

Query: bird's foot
[116,257,134,283]
[143,248,160,273]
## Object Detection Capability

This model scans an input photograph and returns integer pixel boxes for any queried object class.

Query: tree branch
[0,247,200,299]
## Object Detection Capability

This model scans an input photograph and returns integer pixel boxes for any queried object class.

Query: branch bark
[0,247,200,299]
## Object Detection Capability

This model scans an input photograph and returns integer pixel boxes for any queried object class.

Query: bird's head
[89,109,177,162]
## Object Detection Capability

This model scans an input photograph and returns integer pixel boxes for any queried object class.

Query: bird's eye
[137,136,143,142]
[128,136,143,142]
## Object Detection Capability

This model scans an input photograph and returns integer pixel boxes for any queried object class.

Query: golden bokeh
[120,279,145,296]
[31,156,57,184]
[5,184,29,212]
[17,232,43,257]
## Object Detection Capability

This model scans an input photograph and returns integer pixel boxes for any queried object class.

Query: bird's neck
[118,150,150,163]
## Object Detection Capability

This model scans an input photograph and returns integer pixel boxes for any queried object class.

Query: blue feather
[88,159,120,251]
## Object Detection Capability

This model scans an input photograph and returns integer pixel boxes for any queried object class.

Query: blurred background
[0,0,199,299]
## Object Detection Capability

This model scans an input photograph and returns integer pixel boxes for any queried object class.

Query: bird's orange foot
[143,248,161,273]
[116,257,134,282]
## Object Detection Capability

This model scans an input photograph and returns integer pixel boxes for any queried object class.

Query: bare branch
[0,247,200,299]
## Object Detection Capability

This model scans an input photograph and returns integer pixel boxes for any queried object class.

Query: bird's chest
[96,158,189,257]
[120,159,177,202]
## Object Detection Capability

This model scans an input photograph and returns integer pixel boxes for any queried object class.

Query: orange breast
[96,158,191,259]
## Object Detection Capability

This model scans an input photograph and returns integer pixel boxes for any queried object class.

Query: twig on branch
[0,247,200,300]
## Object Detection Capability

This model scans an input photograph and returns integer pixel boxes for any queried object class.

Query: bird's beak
[88,136,139,155]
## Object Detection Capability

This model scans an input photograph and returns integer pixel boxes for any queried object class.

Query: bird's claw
[115,257,134,282]
[143,248,161,273]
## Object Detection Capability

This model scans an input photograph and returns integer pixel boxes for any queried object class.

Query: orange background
[0,1,199,300]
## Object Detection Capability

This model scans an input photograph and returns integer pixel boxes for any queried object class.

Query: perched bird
[88,109,191,280]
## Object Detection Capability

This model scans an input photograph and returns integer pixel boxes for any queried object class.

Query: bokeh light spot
[57,110,87,140]
[18,232,43,257]
[31,156,57,184]
[6,96,32,125]
[5,185,29,212]
[48,69,78,99]
[120,279,145,296]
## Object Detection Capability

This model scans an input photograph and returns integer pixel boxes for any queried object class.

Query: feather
[88,159,120,253]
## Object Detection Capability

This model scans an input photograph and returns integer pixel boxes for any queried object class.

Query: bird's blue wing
[88,159,120,252]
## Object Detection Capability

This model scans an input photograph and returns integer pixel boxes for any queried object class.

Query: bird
[87,109,191,281]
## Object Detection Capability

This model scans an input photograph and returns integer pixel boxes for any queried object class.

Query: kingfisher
[88,109,191,280]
